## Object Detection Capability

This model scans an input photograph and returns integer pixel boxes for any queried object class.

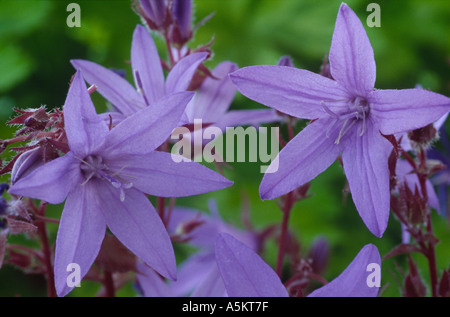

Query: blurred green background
[0,0,448,297]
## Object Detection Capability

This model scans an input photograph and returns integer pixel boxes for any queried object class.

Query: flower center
[321,96,370,144]
[79,155,133,202]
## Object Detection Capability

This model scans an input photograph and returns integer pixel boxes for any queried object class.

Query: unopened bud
[308,237,329,274]
[407,124,437,147]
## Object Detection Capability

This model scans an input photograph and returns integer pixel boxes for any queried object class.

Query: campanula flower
[137,200,258,297]
[215,233,381,297]
[180,61,281,137]
[72,25,207,126]
[230,3,450,237]
[9,72,232,296]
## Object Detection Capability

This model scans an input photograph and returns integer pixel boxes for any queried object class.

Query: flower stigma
[321,96,370,144]
[78,155,134,202]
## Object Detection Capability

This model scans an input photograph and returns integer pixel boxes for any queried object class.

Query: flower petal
[186,61,238,122]
[230,65,348,119]
[54,181,106,297]
[165,52,208,95]
[64,72,109,156]
[102,91,194,156]
[131,25,165,105]
[136,261,175,297]
[308,244,381,297]
[215,233,288,297]
[369,88,450,135]
[71,59,145,115]
[107,151,233,197]
[97,185,176,281]
[9,152,80,205]
[260,119,343,200]
[342,119,392,237]
[329,3,376,95]
[190,263,226,297]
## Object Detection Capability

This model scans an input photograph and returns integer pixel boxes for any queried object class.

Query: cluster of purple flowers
[0,2,448,297]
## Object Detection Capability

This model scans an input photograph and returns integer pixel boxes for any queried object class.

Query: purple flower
[71,25,207,125]
[230,3,450,237]
[180,61,281,135]
[8,72,232,296]
[137,200,258,297]
[215,233,381,297]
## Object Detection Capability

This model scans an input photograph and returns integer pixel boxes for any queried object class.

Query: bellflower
[215,233,381,297]
[8,72,232,296]
[71,25,207,126]
[230,3,450,237]
[137,200,258,297]
[180,61,282,137]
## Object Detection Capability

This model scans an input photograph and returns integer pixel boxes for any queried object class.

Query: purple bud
[11,148,44,185]
[308,237,329,274]
[172,0,192,41]
[277,56,295,67]
[139,0,166,28]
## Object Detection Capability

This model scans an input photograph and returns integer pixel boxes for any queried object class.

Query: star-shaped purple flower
[8,72,232,296]
[215,233,381,297]
[230,3,450,237]
[137,199,258,297]
[71,24,207,126]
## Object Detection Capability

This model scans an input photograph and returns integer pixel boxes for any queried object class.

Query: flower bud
[139,0,167,30]
[277,56,295,67]
[171,0,192,44]
[308,237,329,274]
[407,123,437,148]
[11,148,44,185]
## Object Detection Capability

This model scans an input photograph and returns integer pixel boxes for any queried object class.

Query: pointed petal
[190,263,226,297]
[71,59,145,115]
[97,185,176,280]
[64,71,109,157]
[369,88,450,135]
[342,119,392,237]
[107,151,233,197]
[260,119,343,200]
[172,252,218,296]
[215,233,288,297]
[136,262,175,297]
[102,92,194,156]
[230,65,348,119]
[54,182,106,297]
[308,244,381,297]
[165,52,208,94]
[9,152,80,205]
[131,25,165,105]
[329,3,376,95]
[186,62,238,122]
